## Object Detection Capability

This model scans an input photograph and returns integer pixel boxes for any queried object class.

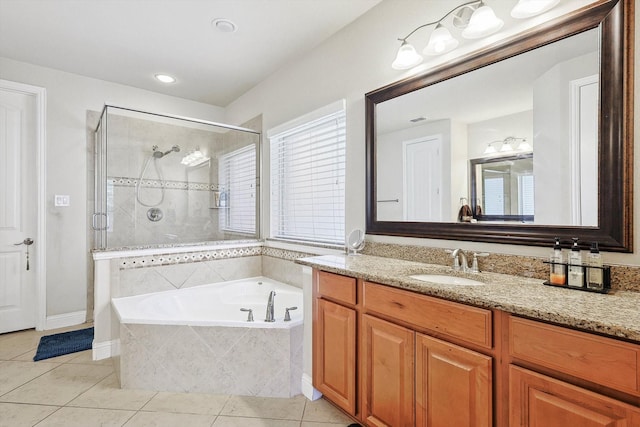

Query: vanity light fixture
[391,0,558,70]
[154,74,176,84]
[511,0,560,19]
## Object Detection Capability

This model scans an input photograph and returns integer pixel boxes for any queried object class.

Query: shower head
[152,145,181,158]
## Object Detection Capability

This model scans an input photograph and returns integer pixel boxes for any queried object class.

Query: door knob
[14,238,34,246]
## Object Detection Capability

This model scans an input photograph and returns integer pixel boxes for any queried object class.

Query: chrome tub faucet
[265,290,276,322]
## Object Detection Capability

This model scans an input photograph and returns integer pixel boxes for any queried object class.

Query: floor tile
[0,329,40,360]
[0,361,59,396]
[141,391,229,415]
[0,363,113,406]
[220,394,306,420]
[303,398,354,424]
[301,423,350,427]
[68,374,156,410]
[33,406,134,427]
[66,349,113,365]
[0,402,59,427]
[123,411,216,427]
[212,416,300,427]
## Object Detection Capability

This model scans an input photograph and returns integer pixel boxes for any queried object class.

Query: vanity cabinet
[361,314,415,426]
[313,271,357,415]
[416,333,492,427]
[312,268,640,426]
[507,316,640,426]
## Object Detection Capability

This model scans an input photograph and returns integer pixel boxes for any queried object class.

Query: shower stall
[92,105,260,249]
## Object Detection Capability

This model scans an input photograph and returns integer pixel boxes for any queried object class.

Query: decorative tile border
[108,176,219,192]
[118,246,262,269]
[117,245,312,270]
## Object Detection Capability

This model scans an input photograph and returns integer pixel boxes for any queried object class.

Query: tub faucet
[450,248,470,272]
[265,291,276,322]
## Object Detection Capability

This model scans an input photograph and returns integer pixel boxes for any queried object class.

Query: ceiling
[0,0,382,106]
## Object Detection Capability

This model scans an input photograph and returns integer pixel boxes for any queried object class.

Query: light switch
[54,195,70,207]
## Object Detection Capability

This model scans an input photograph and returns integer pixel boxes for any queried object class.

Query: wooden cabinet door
[314,298,357,415]
[510,365,640,427]
[362,314,415,427]
[416,333,493,427]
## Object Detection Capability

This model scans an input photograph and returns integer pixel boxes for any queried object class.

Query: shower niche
[93,106,260,249]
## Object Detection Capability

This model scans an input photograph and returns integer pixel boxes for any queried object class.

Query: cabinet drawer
[363,281,492,348]
[509,316,640,394]
[317,271,356,306]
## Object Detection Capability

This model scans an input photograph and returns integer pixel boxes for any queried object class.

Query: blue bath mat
[33,327,94,361]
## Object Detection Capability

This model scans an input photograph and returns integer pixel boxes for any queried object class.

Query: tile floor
[0,324,356,427]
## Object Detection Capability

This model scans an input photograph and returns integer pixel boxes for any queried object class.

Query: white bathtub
[111,276,303,327]
[111,276,304,397]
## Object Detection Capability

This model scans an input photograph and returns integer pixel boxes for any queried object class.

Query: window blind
[270,108,346,245]
[219,145,256,234]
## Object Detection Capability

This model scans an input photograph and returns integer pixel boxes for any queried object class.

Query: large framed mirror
[366,0,633,252]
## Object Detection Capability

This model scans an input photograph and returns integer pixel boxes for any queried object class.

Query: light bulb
[511,0,560,18]
[392,42,423,70]
[462,5,504,39]
[423,25,459,56]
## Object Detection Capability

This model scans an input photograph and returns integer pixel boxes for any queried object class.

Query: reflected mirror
[470,153,534,223]
[366,0,633,251]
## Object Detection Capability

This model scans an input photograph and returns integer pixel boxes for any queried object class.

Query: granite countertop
[297,254,640,342]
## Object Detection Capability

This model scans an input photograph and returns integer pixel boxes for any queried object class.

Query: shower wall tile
[262,256,303,289]
[180,256,262,288]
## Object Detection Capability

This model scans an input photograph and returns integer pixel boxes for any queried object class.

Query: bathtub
[112,276,303,327]
[111,277,304,397]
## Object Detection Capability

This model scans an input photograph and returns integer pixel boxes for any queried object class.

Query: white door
[403,136,442,221]
[0,82,43,333]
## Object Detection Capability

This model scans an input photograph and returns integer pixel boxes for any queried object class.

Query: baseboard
[92,339,118,361]
[45,310,87,330]
[301,373,322,401]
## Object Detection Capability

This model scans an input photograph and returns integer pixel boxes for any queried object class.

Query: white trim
[0,79,47,331]
[266,99,345,138]
[93,339,118,361]
[569,74,598,226]
[44,310,87,330]
[301,374,322,401]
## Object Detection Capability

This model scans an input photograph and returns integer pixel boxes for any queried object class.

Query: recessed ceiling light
[212,18,237,33]
[154,74,176,84]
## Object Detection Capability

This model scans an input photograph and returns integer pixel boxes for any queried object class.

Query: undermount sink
[409,274,484,286]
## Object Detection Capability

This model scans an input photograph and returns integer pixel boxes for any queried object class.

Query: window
[219,145,256,234]
[269,101,346,245]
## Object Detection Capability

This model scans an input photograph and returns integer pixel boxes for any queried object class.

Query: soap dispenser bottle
[586,242,603,290]
[549,237,565,285]
[567,238,584,288]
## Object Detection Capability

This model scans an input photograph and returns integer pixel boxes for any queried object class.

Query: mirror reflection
[470,153,534,222]
[376,28,598,226]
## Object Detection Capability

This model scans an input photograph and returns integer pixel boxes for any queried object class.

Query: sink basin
[409,274,484,286]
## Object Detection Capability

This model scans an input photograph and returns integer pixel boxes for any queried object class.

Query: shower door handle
[91,213,109,230]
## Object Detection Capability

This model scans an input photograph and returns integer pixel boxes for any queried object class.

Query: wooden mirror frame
[365,0,634,252]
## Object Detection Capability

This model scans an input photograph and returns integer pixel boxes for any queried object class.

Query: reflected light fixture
[485,137,529,154]
[391,0,558,70]
[483,142,497,154]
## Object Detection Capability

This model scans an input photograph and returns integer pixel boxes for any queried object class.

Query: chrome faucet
[450,248,470,272]
[265,291,276,322]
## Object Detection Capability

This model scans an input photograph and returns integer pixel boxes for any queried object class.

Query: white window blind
[518,174,535,216]
[219,145,256,234]
[270,105,346,245]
